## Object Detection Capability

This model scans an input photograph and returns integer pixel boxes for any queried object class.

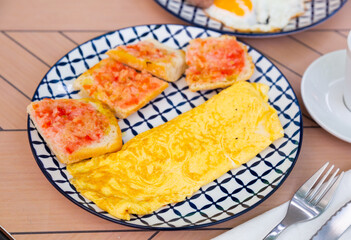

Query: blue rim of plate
[27,24,303,230]
[154,0,348,38]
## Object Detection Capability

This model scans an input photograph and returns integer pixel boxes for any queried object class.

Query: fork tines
[263,162,344,239]
[298,162,344,207]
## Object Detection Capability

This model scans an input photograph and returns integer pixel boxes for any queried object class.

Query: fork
[263,162,344,240]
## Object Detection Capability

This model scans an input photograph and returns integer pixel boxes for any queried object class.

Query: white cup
[344,31,351,111]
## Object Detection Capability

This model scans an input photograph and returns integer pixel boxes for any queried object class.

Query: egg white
[205,0,305,32]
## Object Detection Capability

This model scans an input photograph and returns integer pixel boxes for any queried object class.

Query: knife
[0,225,15,240]
[311,200,351,240]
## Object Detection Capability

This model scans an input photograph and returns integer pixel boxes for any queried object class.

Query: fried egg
[205,0,305,32]
[67,81,284,220]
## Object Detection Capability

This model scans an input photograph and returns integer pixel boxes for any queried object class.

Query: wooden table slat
[61,32,107,45]
[0,33,49,97]
[13,231,157,240]
[0,0,350,239]
[0,81,30,129]
[244,37,321,76]
[292,31,348,55]
[6,32,77,66]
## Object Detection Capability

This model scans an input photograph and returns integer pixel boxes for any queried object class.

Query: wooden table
[0,1,350,239]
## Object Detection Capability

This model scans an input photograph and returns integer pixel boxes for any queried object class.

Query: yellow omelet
[67,81,284,220]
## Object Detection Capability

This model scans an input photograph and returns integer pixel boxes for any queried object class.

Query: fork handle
[263,221,287,240]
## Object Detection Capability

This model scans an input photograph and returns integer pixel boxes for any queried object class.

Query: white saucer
[301,50,351,143]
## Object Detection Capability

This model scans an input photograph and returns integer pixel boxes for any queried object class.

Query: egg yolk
[214,0,253,16]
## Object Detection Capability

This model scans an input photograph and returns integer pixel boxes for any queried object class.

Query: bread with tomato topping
[106,39,186,82]
[27,98,123,164]
[185,35,254,92]
[74,57,169,119]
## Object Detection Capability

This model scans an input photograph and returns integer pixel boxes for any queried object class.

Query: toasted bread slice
[27,98,122,164]
[106,39,186,82]
[185,36,254,92]
[74,58,169,119]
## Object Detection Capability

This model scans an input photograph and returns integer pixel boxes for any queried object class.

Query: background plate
[27,24,302,229]
[154,0,347,37]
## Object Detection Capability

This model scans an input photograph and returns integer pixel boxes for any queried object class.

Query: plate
[27,24,302,229]
[154,0,347,37]
[301,50,351,143]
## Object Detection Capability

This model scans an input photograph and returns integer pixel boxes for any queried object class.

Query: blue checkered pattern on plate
[27,24,302,229]
[154,0,347,37]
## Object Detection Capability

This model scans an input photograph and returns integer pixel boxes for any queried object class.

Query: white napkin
[213,170,351,240]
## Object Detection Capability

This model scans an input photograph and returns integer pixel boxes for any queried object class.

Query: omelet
[67,81,284,220]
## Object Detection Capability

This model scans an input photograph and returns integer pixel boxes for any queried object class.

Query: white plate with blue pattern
[155,0,347,37]
[27,24,303,229]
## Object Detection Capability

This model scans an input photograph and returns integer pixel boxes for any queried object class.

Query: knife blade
[0,225,15,240]
[311,200,351,240]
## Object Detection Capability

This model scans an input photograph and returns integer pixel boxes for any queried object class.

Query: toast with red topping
[185,36,254,91]
[27,98,122,164]
[106,39,186,82]
[74,57,169,119]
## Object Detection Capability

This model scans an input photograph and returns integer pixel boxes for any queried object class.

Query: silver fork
[263,162,344,240]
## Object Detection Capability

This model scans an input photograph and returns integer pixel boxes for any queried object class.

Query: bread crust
[74,58,169,119]
[27,98,122,164]
[106,39,187,82]
[186,36,254,92]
